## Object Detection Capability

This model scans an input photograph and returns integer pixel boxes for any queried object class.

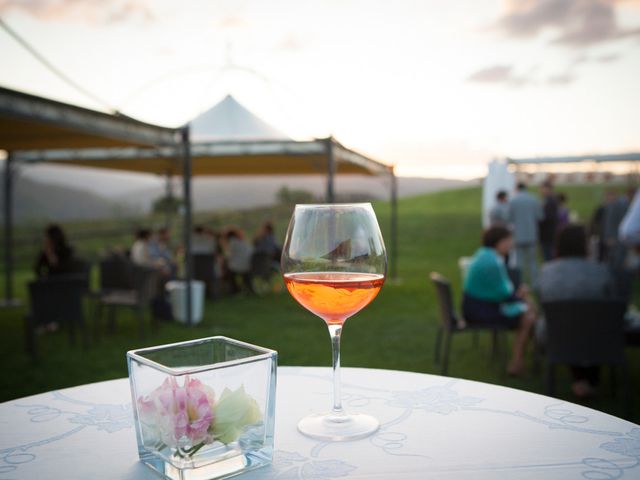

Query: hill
[12,163,471,221]
[2,175,138,223]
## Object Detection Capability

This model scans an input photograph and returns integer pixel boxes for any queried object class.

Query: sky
[1,0,639,180]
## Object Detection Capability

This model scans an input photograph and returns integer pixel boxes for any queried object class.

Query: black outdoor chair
[98,255,134,292]
[193,253,216,298]
[542,300,632,417]
[250,251,280,295]
[25,274,88,360]
[95,259,158,339]
[507,267,522,290]
[431,272,509,376]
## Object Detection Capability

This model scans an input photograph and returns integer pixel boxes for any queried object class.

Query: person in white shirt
[192,225,217,255]
[224,227,254,294]
[619,189,640,248]
[130,229,153,266]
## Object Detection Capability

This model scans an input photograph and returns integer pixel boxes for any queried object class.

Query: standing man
[489,191,510,227]
[509,182,543,285]
[539,182,559,262]
[603,189,632,269]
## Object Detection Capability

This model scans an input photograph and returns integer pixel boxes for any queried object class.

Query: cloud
[467,65,513,83]
[467,64,533,87]
[596,52,621,62]
[0,0,154,25]
[217,15,249,30]
[276,34,305,52]
[546,72,575,85]
[467,62,581,87]
[496,0,640,47]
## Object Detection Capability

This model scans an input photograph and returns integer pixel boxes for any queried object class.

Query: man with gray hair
[509,182,543,285]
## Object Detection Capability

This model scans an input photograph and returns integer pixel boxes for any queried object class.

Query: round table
[1,367,638,479]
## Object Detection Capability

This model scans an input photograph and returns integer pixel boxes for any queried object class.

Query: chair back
[507,267,521,290]
[251,252,277,280]
[193,254,216,283]
[99,256,134,291]
[430,272,459,331]
[67,257,92,290]
[132,265,158,305]
[542,300,627,366]
[28,275,86,327]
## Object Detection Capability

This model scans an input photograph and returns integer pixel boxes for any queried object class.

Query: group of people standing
[464,181,639,397]
[488,181,569,285]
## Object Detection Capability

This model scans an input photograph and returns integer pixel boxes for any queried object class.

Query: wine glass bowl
[281,203,387,441]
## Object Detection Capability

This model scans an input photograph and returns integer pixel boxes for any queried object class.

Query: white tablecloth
[1,367,638,479]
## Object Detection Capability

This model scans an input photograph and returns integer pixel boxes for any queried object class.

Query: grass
[1,184,638,421]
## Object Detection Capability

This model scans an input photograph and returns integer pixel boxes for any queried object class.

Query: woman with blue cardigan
[463,226,537,376]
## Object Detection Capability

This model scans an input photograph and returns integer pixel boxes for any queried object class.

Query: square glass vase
[127,336,277,480]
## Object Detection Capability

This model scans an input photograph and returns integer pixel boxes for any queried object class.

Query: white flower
[212,386,262,444]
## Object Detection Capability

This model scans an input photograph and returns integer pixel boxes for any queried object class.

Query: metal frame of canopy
[14,136,399,280]
[506,153,640,165]
[506,153,640,186]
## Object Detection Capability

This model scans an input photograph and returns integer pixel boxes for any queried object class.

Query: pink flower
[138,376,216,449]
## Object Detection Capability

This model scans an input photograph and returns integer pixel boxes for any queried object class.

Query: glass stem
[328,324,344,416]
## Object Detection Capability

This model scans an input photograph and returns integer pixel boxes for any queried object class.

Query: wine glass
[281,203,387,441]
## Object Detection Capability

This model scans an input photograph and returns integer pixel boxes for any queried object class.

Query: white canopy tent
[10,93,399,302]
[483,153,640,227]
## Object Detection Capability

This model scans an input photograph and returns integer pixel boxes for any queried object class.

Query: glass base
[297,412,379,441]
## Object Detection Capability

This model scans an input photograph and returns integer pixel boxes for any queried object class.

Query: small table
[1,367,638,479]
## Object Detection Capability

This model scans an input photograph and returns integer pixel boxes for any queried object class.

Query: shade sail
[9,93,390,177]
[0,86,178,150]
[15,139,391,176]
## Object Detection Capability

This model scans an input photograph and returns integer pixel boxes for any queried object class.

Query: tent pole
[390,166,398,280]
[326,137,335,203]
[181,127,193,326]
[3,153,15,306]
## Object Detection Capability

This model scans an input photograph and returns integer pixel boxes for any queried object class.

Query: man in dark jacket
[539,182,558,262]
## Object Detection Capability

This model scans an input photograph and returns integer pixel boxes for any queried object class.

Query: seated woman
[538,224,616,398]
[33,224,76,332]
[462,226,537,376]
[34,224,75,277]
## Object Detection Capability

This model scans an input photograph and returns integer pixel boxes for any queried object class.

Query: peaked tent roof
[190,94,289,142]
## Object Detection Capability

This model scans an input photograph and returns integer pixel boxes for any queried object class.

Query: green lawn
[1,184,638,421]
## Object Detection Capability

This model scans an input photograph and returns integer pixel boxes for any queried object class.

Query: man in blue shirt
[508,183,542,285]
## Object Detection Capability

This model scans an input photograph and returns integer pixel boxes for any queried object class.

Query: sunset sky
[1,0,639,179]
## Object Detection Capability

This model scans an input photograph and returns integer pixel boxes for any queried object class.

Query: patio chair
[542,300,632,417]
[250,251,280,295]
[95,259,158,339]
[430,272,509,376]
[193,253,216,298]
[25,274,88,360]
